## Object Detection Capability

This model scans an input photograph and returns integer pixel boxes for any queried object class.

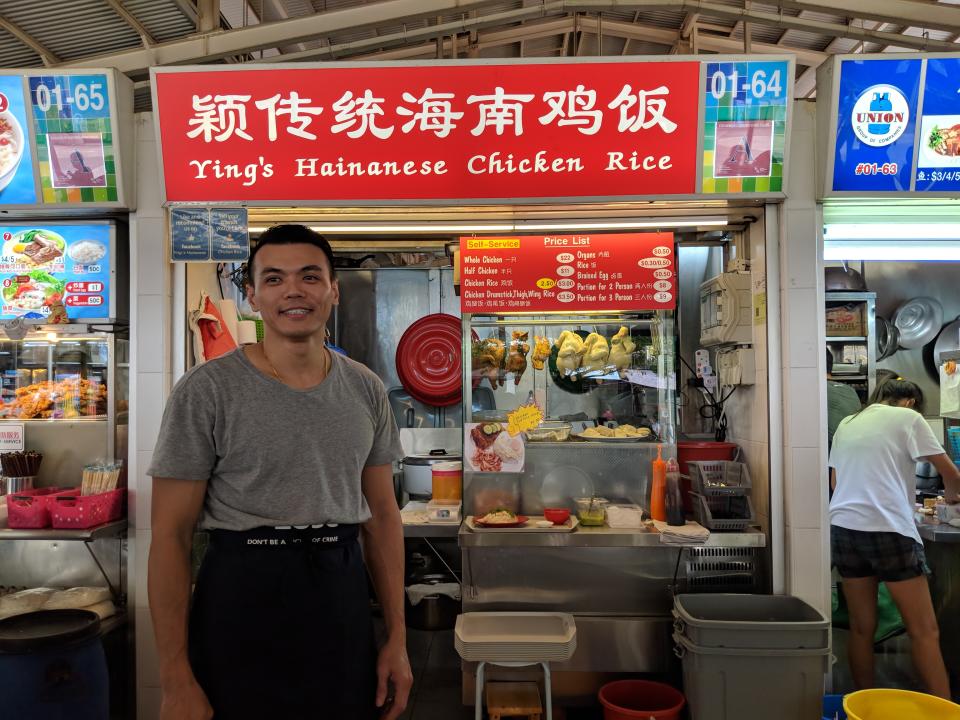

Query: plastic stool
[486,681,542,720]
[476,661,553,720]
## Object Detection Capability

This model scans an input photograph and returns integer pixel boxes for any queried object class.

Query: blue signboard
[832,58,923,192]
[0,76,37,205]
[170,208,210,261]
[210,208,249,262]
[0,223,112,321]
[915,57,960,193]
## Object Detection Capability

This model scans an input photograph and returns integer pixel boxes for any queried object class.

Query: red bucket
[599,680,685,720]
[677,441,738,512]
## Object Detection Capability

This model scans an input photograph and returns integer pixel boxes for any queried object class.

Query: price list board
[701,60,790,194]
[459,232,675,314]
[28,74,119,204]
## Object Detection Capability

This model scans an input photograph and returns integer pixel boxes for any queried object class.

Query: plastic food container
[525,421,572,442]
[575,497,609,526]
[431,461,462,501]
[426,499,461,523]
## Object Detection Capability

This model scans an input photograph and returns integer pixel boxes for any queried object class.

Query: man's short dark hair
[826,348,834,375]
[246,224,336,285]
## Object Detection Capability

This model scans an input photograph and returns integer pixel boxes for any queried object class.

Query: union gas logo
[851,85,910,147]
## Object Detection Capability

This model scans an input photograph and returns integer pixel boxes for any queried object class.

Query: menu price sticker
[459,232,675,314]
[507,404,544,437]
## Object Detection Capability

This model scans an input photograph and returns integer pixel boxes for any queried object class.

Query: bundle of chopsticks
[81,461,123,496]
[0,451,43,478]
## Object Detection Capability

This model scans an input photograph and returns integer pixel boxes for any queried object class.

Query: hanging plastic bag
[940,360,960,418]
[189,291,238,364]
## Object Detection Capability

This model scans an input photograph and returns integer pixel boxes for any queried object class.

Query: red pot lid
[396,314,462,407]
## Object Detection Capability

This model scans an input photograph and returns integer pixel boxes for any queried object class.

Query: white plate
[572,432,649,443]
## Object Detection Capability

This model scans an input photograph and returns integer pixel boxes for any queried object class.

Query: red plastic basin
[599,680,685,720]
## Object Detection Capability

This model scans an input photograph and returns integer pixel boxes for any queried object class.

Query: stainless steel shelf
[0,519,127,541]
[403,522,461,538]
[459,523,765,548]
[826,336,867,342]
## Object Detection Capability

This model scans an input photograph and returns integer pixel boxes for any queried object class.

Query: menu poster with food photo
[915,57,960,192]
[0,75,37,205]
[0,224,111,322]
[465,422,525,473]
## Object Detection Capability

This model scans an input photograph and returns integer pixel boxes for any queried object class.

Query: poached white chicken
[555,330,585,376]
[531,335,551,370]
[581,333,610,374]
[608,326,636,370]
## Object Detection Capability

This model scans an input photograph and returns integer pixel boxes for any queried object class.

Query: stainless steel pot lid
[403,450,462,466]
[894,296,944,349]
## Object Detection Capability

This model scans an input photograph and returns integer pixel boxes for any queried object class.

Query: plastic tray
[673,594,830,650]
[692,492,755,531]
[465,516,579,533]
[688,460,752,496]
[50,488,124,530]
[7,487,81,529]
[455,612,577,663]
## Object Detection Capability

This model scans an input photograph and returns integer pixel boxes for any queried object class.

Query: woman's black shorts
[831,525,930,582]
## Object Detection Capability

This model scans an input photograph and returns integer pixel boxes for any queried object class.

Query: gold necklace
[260,343,329,384]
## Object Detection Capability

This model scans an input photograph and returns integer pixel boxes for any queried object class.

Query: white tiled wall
[128,112,171,719]
[778,100,830,615]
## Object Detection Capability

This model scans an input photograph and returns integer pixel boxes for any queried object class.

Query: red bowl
[543,508,571,525]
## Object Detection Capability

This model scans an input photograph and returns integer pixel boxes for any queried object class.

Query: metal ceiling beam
[262,6,573,62]
[103,0,156,48]
[578,16,826,67]
[569,1,959,51]
[0,12,59,66]
[779,0,960,36]
[57,0,511,71]
[351,17,576,60]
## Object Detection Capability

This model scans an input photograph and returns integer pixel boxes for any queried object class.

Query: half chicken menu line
[459,232,675,314]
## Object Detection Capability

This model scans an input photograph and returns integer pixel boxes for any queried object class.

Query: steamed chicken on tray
[581,333,610,374]
[555,331,585,375]
[609,326,636,370]
[505,331,530,384]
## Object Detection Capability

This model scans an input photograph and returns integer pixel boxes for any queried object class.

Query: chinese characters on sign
[459,233,675,314]
[153,62,702,202]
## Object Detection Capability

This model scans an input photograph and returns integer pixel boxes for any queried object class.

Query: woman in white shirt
[829,378,960,700]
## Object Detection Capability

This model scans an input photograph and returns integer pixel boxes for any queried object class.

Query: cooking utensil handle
[405,407,415,428]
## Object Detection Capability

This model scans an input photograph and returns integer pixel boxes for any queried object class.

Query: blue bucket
[824,694,848,720]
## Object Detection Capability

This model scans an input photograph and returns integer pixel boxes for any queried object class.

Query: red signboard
[152,61,700,203]
[459,233,675,313]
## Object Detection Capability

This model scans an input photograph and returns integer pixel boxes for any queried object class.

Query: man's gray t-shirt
[147,348,403,530]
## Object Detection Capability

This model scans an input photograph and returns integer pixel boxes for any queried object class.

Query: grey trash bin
[673,594,830,720]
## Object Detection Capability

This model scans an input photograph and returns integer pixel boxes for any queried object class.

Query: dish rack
[686,460,755,531]
[455,612,577,720]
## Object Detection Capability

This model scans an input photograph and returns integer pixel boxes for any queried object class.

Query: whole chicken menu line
[459,232,675,313]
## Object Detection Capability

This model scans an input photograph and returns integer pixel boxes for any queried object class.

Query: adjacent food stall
[150,54,792,704]
[817,52,960,691]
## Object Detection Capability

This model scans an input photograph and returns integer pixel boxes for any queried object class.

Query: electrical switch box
[717,347,756,386]
[699,272,753,347]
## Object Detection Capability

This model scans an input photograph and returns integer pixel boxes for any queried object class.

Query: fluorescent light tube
[247,217,729,234]
[824,223,960,241]
[824,240,960,261]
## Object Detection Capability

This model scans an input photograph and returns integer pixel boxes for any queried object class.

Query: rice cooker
[402,449,461,499]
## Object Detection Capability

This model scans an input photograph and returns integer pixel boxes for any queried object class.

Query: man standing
[148,224,411,720]
[827,349,862,450]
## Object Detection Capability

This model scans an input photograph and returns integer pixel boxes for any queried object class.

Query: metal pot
[876,316,900,361]
[825,266,867,291]
[402,449,461,498]
[404,573,460,631]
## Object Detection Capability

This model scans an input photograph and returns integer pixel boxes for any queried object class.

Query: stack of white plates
[454,612,577,663]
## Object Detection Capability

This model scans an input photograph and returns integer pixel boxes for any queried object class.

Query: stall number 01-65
[35,82,105,112]
[710,69,783,101]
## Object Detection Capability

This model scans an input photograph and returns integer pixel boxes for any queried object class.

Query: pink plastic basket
[50,488,125,529]
[7,487,82,529]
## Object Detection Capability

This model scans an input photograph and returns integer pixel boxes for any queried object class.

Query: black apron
[189,525,378,720]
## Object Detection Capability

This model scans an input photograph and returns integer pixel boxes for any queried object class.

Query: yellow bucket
[844,689,960,720]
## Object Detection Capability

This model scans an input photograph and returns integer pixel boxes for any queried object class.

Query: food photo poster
[465,422,525,473]
[0,77,37,205]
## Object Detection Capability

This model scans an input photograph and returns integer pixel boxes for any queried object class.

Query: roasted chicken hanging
[531,335,551,370]
[472,336,506,388]
[581,332,610,374]
[608,326,636,371]
[505,331,530,384]
[555,330,585,376]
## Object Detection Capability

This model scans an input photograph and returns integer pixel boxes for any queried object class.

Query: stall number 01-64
[710,69,783,101]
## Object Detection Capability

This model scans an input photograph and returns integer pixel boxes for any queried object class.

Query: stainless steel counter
[916,517,960,543]
[403,522,460,538]
[458,523,766,548]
